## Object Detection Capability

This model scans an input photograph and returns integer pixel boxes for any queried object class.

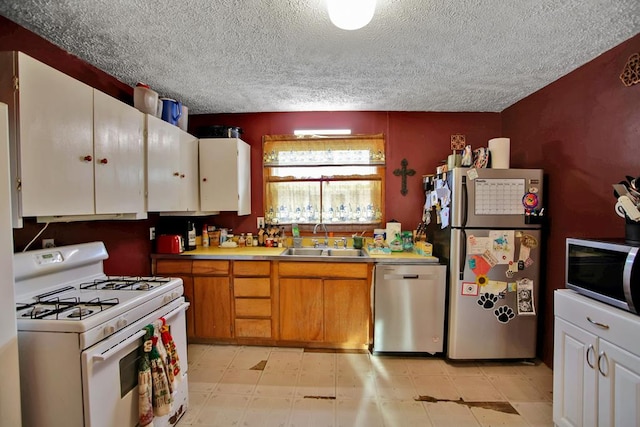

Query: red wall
[502,33,640,366]
[190,112,501,233]
[3,15,639,366]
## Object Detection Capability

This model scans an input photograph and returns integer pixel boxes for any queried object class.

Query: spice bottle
[202,224,209,247]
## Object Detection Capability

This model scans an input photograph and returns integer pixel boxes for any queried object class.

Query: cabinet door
[279,278,323,341]
[146,115,182,211]
[93,90,144,214]
[236,139,251,215]
[193,276,232,338]
[181,276,196,340]
[199,138,251,214]
[324,279,369,345]
[597,339,640,427]
[178,132,199,211]
[553,317,598,427]
[18,52,94,216]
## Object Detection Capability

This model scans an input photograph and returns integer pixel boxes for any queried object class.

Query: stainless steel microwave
[566,238,640,314]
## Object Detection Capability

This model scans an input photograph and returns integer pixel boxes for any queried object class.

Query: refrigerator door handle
[461,175,468,227]
[459,228,466,280]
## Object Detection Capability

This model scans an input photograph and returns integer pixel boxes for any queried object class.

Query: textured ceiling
[0,0,639,114]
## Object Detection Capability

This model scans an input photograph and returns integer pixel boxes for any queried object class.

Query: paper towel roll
[488,138,510,169]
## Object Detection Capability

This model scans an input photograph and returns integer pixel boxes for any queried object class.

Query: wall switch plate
[149,227,156,240]
[257,217,265,229]
[42,238,55,248]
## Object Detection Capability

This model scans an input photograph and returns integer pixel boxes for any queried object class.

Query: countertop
[152,246,440,264]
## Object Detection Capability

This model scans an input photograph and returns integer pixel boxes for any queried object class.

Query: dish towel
[152,320,173,394]
[148,324,172,416]
[138,326,154,427]
[159,317,182,391]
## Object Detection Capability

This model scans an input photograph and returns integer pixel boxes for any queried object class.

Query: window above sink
[262,134,386,231]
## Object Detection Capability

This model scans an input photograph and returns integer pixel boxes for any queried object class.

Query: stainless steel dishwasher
[373,263,446,354]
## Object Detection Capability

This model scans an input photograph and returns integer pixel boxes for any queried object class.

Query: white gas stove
[14,242,189,427]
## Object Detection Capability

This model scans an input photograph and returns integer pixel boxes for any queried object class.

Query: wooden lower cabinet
[155,258,372,349]
[181,276,196,339]
[279,278,324,341]
[154,259,195,339]
[324,279,369,345]
[233,261,274,339]
[278,262,372,348]
[193,276,232,338]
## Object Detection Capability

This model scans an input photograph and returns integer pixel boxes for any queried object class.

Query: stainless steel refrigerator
[432,167,544,360]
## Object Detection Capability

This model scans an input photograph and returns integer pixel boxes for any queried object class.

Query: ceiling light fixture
[327,0,376,31]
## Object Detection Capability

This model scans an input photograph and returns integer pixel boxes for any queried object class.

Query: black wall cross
[393,158,415,196]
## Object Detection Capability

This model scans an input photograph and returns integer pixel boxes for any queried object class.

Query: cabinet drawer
[235,319,272,338]
[234,261,271,276]
[192,260,230,275]
[155,259,192,275]
[555,289,640,355]
[235,298,271,317]
[278,262,370,279]
[234,278,271,297]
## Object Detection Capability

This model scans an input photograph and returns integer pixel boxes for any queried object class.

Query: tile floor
[177,344,553,427]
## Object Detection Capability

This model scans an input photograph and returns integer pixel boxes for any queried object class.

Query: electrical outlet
[42,239,55,248]
[257,217,265,229]
[149,227,156,240]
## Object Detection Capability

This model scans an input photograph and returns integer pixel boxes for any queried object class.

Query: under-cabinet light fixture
[293,129,352,136]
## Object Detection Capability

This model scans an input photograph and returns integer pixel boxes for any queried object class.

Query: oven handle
[92,330,146,362]
[91,302,190,362]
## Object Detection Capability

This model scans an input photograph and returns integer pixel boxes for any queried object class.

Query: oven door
[81,298,189,427]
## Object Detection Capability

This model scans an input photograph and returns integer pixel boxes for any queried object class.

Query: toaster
[156,234,184,254]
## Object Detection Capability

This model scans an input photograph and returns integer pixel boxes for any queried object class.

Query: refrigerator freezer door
[447,228,541,359]
[449,168,543,229]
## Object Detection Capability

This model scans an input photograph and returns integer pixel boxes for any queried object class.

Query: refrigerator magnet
[470,255,491,276]
[520,233,538,248]
[522,192,539,209]
[494,306,516,323]
[516,278,536,315]
[461,282,479,296]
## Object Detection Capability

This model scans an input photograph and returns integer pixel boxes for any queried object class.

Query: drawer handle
[586,344,595,369]
[587,317,610,329]
[598,351,609,377]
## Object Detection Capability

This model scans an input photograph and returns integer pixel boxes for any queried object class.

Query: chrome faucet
[313,222,329,247]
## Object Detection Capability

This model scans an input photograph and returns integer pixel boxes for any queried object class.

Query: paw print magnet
[477,292,498,309]
[494,306,516,323]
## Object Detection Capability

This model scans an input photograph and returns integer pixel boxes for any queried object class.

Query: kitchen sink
[282,248,366,257]
[283,248,325,256]
[327,249,366,257]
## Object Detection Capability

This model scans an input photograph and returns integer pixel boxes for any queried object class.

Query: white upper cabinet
[199,138,251,215]
[0,51,94,224]
[146,114,199,213]
[0,51,147,225]
[93,89,145,215]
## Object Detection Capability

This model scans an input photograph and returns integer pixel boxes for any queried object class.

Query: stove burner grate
[16,297,120,320]
[79,276,170,291]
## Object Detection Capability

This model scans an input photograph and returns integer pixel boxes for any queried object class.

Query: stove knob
[117,319,128,328]
[104,324,115,335]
